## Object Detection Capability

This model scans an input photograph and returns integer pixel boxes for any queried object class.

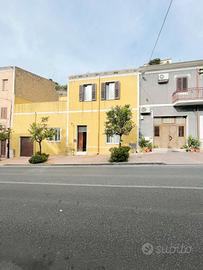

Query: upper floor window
[1,107,7,119]
[101,81,120,100]
[176,77,188,92]
[47,128,61,142]
[79,84,96,102]
[2,79,8,91]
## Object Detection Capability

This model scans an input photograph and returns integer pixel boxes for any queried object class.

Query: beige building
[0,66,59,156]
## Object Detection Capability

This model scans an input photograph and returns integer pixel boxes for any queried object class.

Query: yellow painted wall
[68,73,139,155]
[15,97,32,104]
[15,67,59,102]
[11,97,68,157]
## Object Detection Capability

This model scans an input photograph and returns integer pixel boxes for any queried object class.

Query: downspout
[66,82,69,150]
[8,66,16,158]
[97,76,101,155]
[34,112,37,154]
[196,106,200,139]
[137,72,141,153]
[196,68,200,138]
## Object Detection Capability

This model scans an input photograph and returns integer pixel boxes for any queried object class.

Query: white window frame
[47,128,61,142]
[106,82,116,100]
[106,134,120,144]
[84,84,93,101]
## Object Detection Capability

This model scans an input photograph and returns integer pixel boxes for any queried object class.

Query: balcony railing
[172,87,203,105]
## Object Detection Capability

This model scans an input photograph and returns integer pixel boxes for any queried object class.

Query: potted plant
[183,136,201,152]
[139,137,152,153]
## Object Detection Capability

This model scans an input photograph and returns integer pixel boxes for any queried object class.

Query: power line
[149,0,174,61]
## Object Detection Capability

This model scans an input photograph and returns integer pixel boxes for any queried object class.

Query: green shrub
[29,152,49,164]
[148,58,161,65]
[183,136,201,151]
[187,136,200,149]
[109,146,130,162]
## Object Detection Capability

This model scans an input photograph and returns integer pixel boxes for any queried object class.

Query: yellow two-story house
[68,69,139,155]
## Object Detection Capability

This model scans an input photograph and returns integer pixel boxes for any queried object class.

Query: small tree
[0,125,10,141]
[28,117,56,155]
[105,105,135,147]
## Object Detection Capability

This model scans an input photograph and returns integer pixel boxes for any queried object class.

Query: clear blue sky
[0,0,202,83]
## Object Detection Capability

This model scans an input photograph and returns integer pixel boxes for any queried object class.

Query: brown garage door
[20,137,33,157]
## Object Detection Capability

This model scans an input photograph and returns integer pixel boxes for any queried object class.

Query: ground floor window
[106,134,120,144]
[154,126,160,137]
[178,126,184,137]
[48,128,61,142]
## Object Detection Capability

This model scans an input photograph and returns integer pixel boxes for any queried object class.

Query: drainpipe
[97,76,101,155]
[195,106,200,139]
[34,112,37,154]
[137,72,141,153]
[196,69,200,138]
[7,101,12,159]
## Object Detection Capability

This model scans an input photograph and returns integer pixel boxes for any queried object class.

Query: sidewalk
[0,151,203,165]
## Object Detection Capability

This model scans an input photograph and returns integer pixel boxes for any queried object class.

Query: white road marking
[0,181,202,190]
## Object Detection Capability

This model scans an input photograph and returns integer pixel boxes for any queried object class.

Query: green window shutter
[92,84,97,101]
[101,83,106,100]
[115,81,120,100]
[79,85,84,101]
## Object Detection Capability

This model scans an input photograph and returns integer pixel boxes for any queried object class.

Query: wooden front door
[77,126,87,152]
[168,125,179,148]
[154,117,186,149]
[0,140,6,157]
[20,137,33,157]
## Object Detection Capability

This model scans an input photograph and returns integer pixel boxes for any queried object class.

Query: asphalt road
[0,165,202,270]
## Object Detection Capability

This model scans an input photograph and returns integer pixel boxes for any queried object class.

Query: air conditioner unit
[158,73,169,83]
[140,106,151,114]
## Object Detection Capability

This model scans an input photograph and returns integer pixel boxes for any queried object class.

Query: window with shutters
[84,85,92,101]
[176,77,188,92]
[79,84,96,101]
[106,134,120,144]
[106,82,115,100]
[2,79,8,91]
[101,81,120,100]
[1,107,7,119]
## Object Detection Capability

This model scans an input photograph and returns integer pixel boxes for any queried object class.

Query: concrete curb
[1,162,203,166]
[0,162,166,166]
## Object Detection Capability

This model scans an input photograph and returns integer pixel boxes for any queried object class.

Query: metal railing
[172,87,203,104]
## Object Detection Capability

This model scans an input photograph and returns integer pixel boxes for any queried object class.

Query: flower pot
[194,148,200,152]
